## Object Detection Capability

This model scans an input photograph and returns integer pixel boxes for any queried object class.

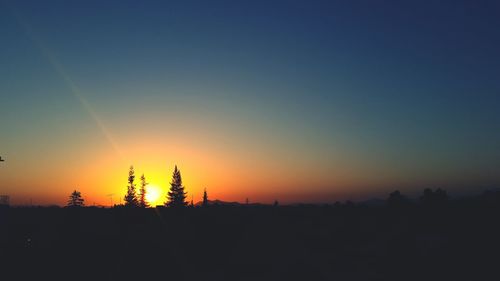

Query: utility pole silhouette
[107,193,115,207]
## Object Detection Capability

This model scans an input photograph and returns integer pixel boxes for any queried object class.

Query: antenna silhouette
[106,193,115,207]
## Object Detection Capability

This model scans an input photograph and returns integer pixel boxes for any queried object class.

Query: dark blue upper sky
[1,0,500,203]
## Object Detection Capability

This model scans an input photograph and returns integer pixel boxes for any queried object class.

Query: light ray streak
[10,8,125,161]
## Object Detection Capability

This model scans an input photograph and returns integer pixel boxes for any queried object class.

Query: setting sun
[146,185,163,206]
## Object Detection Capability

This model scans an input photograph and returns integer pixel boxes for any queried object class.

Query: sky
[0,0,499,206]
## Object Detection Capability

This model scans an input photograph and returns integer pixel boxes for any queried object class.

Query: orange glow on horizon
[2,132,401,206]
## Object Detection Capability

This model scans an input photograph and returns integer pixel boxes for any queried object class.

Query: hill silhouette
[193,199,265,207]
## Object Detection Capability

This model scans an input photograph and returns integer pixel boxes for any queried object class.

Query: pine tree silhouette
[138,173,149,208]
[67,190,84,207]
[202,188,209,207]
[124,165,138,207]
[166,165,187,207]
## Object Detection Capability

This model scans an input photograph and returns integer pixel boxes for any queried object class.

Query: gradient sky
[1,0,499,206]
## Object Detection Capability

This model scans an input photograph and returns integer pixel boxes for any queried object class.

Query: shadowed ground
[1,200,499,281]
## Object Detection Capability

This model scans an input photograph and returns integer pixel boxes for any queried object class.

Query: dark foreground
[1,200,499,281]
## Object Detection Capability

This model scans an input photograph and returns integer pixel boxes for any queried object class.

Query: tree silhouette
[124,165,138,207]
[387,190,408,208]
[202,188,208,207]
[434,188,448,201]
[420,188,448,206]
[421,188,433,202]
[138,173,149,208]
[165,165,187,207]
[345,200,355,207]
[67,190,84,207]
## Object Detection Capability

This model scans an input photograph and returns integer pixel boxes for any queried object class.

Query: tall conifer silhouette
[138,173,149,208]
[67,190,84,207]
[166,165,187,207]
[124,165,138,207]
[202,188,208,207]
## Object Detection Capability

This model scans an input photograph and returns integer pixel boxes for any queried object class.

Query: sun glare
[146,185,163,206]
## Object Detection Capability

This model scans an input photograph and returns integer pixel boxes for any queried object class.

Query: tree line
[123,165,197,207]
[68,165,210,208]
[65,166,491,208]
